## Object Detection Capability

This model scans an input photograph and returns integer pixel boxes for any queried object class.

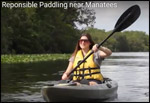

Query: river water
[1,52,149,102]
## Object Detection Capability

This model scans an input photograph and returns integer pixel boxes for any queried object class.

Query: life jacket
[73,50,104,81]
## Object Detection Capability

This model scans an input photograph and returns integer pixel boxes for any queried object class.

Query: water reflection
[1,60,68,102]
[1,52,149,102]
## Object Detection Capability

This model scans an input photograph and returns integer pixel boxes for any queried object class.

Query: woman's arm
[92,44,112,58]
[99,46,112,58]
[61,61,73,80]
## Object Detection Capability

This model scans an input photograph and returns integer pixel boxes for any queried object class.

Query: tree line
[84,28,149,52]
[1,1,149,54]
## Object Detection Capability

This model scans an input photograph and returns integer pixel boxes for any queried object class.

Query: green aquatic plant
[1,54,71,64]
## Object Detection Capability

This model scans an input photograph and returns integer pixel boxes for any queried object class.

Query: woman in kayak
[61,33,112,85]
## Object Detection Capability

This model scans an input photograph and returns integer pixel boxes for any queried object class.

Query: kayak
[41,78,118,102]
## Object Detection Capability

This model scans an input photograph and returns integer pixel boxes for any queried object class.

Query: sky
[78,1,149,35]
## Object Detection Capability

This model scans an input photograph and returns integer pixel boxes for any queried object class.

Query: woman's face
[79,36,91,50]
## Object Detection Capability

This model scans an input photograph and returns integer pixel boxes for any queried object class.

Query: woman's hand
[92,44,99,52]
[61,73,69,80]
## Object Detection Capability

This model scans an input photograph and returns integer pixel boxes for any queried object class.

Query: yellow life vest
[73,50,103,81]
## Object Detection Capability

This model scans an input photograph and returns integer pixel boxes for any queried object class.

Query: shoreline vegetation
[1,54,71,64]
[1,52,148,64]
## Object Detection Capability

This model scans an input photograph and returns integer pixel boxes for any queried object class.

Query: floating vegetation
[1,54,71,64]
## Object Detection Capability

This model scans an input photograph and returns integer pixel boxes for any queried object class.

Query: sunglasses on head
[79,39,89,43]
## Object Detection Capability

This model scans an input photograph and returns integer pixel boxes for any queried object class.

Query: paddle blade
[115,5,141,32]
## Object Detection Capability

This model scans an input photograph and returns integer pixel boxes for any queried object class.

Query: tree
[1,1,96,54]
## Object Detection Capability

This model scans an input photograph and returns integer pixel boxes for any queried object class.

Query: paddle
[67,5,141,78]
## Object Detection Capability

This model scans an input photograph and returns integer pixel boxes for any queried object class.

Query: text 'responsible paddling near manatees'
[2,1,117,9]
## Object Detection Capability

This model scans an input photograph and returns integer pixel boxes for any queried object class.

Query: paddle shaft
[68,13,131,76]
